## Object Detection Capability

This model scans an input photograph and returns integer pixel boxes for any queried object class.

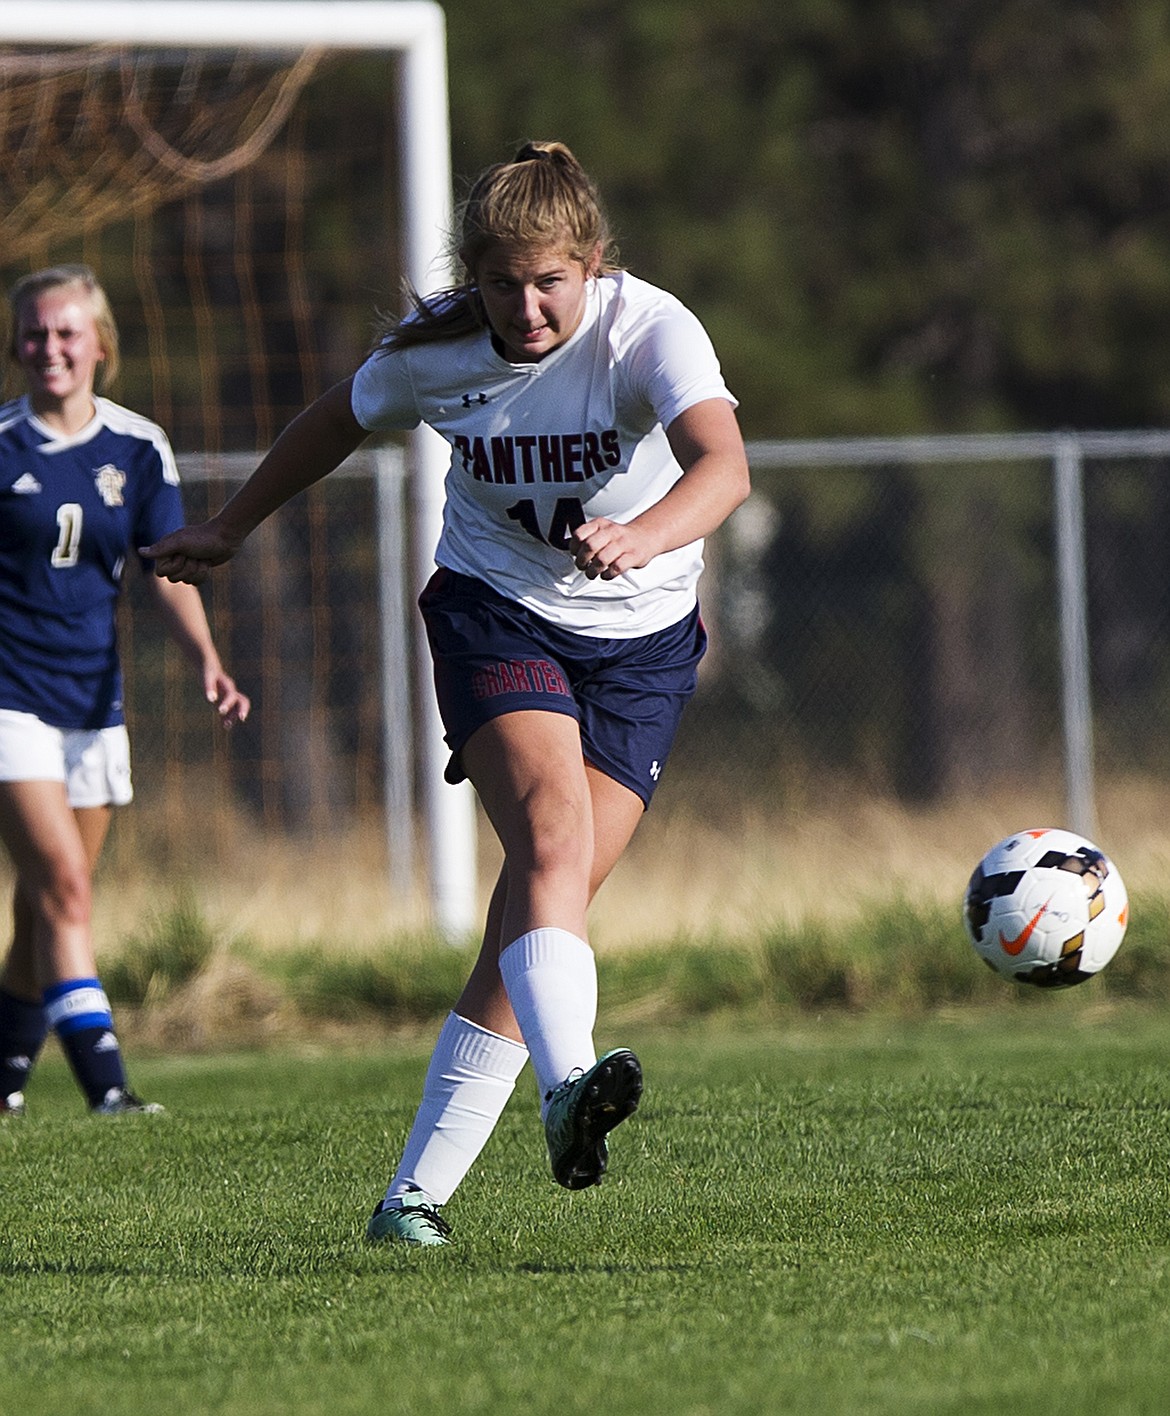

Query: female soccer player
[145,141,750,1242]
[0,265,249,1117]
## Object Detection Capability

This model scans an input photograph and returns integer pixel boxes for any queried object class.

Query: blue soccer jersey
[0,395,186,728]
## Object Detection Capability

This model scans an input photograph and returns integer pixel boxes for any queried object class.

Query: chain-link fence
[112,432,1170,935]
[695,433,1170,831]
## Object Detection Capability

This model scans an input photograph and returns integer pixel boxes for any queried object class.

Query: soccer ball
[963,828,1129,988]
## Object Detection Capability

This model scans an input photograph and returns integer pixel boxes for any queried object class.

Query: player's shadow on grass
[0,1253,373,1279]
[514,1260,702,1275]
[0,1258,166,1278]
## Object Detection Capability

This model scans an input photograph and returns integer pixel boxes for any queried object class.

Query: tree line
[442,0,1170,438]
[438,1,1170,798]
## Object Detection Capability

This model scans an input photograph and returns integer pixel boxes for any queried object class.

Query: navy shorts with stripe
[418,569,707,806]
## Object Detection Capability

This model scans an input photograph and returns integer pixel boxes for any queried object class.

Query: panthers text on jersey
[0,395,185,728]
[351,271,737,638]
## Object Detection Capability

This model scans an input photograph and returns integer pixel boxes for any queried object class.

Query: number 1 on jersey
[52,503,83,567]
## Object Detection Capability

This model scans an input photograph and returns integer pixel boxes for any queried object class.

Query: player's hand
[140,518,241,586]
[570,518,655,580]
[204,667,250,729]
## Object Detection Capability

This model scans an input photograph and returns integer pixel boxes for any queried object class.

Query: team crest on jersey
[94,464,127,507]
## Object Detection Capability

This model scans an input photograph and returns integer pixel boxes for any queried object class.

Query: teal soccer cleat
[544,1048,643,1191]
[91,1088,164,1115]
[366,1194,452,1247]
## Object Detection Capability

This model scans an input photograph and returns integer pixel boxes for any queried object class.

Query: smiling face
[474,241,599,364]
[14,282,107,420]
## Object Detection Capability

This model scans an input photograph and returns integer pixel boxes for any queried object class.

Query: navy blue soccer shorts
[418,569,707,807]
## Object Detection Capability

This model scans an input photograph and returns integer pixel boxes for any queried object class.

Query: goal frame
[0,1,478,939]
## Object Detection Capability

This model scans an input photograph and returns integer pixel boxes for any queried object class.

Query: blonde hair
[5,264,120,393]
[379,141,619,350]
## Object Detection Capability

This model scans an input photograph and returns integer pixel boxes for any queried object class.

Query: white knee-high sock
[498,927,598,1112]
[383,1012,528,1207]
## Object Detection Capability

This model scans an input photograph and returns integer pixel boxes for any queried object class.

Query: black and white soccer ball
[963,828,1129,988]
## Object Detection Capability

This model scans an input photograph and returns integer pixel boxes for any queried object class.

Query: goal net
[0,3,476,938]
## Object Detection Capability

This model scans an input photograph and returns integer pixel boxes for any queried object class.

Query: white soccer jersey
[351,271,736,637]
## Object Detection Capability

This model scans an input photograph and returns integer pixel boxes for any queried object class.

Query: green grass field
[4,1011,1170,1415]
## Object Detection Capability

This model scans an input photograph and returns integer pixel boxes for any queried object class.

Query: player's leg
[451,867,522,1042]
[0,781,108,1107]
[367,869,529,1244]
[461,713,645,1188]
[0,885,46,1115]
[371,711,591,1241]
[462,709,601,1099]
[522,605,707,1188]
[584,762,650,897]
[0,792,120,1111]
[467,709,595,937]
[450,763,642,1035]
[368,734,647,1240]
[369,575,665,1238]
[63,729,158,1114]
[0,781,99,977]
[521,764,645,1189]
[0,714,64,1113]
[0,780,150,1114]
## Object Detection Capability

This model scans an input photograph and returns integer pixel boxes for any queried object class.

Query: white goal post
[1,1,479,939]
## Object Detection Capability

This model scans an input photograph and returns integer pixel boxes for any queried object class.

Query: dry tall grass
[0,774,1159,956]
[595,774,1170,945]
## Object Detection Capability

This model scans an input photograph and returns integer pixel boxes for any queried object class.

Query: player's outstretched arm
[142,378,366,584]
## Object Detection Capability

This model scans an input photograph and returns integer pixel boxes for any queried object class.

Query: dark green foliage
[1096,891,1170,999]
[274,939,475,1023]
[103,893,217,1005]
[601,941,768,1016]
[443,0,1170,437]
[100,891,1170,1028]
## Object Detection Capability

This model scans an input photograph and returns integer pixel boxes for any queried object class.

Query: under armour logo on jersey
[11,472,41,494]
[649,761,661,781]
[94,464,126,507]
[461,392,489,407]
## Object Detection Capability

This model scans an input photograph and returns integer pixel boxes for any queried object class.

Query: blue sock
[0,988,49,1098]
[44,978,127,1108]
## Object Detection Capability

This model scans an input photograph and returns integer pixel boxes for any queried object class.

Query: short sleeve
[134,439,186,557]
[622,294,737,433]
[351,345,423,432]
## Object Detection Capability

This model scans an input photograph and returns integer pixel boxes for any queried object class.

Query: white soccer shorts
[0,709,133,807]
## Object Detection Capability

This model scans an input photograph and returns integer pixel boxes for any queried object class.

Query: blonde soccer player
[145,142,749,1241]
[0,266,248,1117]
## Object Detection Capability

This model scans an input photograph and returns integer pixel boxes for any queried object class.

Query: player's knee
[516,799,592,883]
[28,859,93,930]
[528,830,591,884]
